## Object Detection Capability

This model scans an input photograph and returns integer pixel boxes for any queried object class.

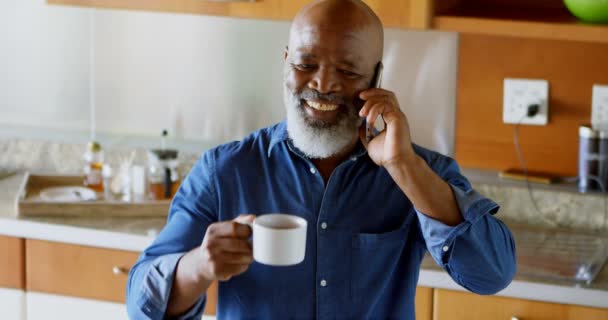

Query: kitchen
[1,0,608,319]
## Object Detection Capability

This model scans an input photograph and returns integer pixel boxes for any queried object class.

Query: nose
[308,67,342,94]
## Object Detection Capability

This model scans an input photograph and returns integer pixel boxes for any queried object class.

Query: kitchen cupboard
[433,288,608,320]
[0,236,26,320]
[432,0,608,44]
[26,291,127,320]
[46,0,433,29]
[0,288,26,320]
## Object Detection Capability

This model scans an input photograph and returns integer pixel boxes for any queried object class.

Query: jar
[83,141,104,192]
[147,149,180,200]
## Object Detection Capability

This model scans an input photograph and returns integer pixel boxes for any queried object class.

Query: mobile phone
[366,62,383,142]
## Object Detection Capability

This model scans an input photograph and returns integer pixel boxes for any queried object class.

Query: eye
[338,69,359,78]
[293,63,317,71]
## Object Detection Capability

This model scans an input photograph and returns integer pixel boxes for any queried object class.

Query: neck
[311,137,359,183]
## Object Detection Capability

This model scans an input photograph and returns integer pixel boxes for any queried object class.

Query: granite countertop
[1,171,608,308]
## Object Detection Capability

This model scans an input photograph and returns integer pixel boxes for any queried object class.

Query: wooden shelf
[433,7,608,44]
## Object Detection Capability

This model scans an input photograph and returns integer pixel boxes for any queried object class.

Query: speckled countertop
[1,171,608,308]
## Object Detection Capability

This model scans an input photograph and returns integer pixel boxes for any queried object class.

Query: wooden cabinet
[0,235,25,290]
[46,0,433,30]
[416,286,433,320]
[433,289,608,320]
[25,239,138,303]
[431,0,608,44]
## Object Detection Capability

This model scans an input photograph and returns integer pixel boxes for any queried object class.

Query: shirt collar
[267,120,368,161]
[268,121,289,157]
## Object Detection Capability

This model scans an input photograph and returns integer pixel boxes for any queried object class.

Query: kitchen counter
[1,172,608,309]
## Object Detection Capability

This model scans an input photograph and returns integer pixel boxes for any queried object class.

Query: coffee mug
[246,214,307,266]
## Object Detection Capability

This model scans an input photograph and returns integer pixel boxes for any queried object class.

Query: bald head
[289,0,384,64]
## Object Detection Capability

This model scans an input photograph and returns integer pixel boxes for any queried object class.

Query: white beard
[284,85,362,159]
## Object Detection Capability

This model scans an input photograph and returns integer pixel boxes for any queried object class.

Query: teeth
[307,100,338,111]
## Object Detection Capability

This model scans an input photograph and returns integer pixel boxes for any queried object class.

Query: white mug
[248,214,307,266]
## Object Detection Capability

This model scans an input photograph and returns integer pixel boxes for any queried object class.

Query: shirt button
[351,157,357,162]
[442,245,449,252]
[321,222,327,229]
[310,167,316,174]
[320,279,327,287]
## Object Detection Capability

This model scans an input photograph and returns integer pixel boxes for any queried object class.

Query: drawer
[416,286,433,320]
[26,239,138,303]
[0,235,25,289]
[433,289,608,320]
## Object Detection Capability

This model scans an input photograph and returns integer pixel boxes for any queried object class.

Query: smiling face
[283,0,383,159]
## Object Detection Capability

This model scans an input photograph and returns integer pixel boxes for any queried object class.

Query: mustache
[296,89,348,106]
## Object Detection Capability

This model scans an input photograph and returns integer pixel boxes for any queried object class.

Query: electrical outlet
[503,78,549,125]
[592,84,608,131]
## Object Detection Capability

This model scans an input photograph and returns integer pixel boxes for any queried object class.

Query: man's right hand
[198,214,256,282]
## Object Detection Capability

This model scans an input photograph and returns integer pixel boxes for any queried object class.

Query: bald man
[126,1,516,319]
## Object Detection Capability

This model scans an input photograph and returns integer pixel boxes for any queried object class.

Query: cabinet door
[25,239,138,303]
[26,292,127,320]
[0,288,26,320]
[416,286,433,320]
[0,235,25,290]
[433,289,608,320]
[47,0,429,29]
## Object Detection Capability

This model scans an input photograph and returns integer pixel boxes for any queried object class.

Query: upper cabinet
[431,0,608,44]
[46,0,434,29]
[48,0,608,43]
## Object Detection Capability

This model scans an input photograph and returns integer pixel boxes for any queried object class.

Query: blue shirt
[126,121,516,320]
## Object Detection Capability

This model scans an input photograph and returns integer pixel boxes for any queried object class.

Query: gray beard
[284,85,362,159]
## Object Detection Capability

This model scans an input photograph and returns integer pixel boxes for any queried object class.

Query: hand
[358,88,416,170]
[198,214,256,282]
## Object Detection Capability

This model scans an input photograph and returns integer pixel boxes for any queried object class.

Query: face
[283,24,378,159]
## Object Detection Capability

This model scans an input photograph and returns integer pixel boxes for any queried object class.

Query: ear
[284,46,289,61]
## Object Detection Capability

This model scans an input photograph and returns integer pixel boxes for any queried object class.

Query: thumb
[234,214,256,225]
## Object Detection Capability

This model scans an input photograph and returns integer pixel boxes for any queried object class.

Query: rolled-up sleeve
[415,148,516,295]
[126,151,219,319]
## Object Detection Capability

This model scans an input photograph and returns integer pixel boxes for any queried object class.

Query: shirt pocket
[350,223,411,312]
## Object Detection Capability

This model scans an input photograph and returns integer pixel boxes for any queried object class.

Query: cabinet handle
[511,317,521,320]
[112,266,129,275]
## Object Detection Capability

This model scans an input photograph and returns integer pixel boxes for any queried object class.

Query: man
[126,0,516,319]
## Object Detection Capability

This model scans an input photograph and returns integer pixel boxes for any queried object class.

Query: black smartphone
[366,62,383,142]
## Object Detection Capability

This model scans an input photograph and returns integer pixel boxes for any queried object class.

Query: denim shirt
[126,121,516,319]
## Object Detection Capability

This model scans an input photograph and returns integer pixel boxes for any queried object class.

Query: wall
[454,34,608,176]
[0,0,90,131]
[0,0,459,156]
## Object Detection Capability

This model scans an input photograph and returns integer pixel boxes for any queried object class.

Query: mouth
[305,100,340,112]
[301,99,343,124]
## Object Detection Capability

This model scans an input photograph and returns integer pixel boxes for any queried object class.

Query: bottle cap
[87,141,102,152]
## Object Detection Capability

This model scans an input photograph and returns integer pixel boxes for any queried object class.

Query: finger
[359,124,369,148]
[366,101,387,134]
[214,263,252,281]
[208,220,252,238]
[207,237,252,254]
[220,263,251,280]
[215,251,254,265]
[359,87,392,100]
[234,214,256,226]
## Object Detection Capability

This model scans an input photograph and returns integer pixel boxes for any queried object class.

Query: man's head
[283,0,384,159]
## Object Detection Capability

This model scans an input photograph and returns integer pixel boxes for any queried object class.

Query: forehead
[290,26,367,63]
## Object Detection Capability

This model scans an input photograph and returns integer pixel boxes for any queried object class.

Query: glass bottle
[83,141,104,192]
[147,149,180,200]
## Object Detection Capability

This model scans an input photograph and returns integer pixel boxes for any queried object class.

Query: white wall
[0,0,90,131]
[0,1,458,155]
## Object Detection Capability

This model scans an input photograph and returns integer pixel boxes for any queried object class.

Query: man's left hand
[358,88,416,170]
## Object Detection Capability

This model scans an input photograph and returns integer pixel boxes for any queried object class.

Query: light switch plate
[503,78,549,125]
[592,84,608,131]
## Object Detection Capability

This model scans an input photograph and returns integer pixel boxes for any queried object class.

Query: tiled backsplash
[2,137,607,232]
